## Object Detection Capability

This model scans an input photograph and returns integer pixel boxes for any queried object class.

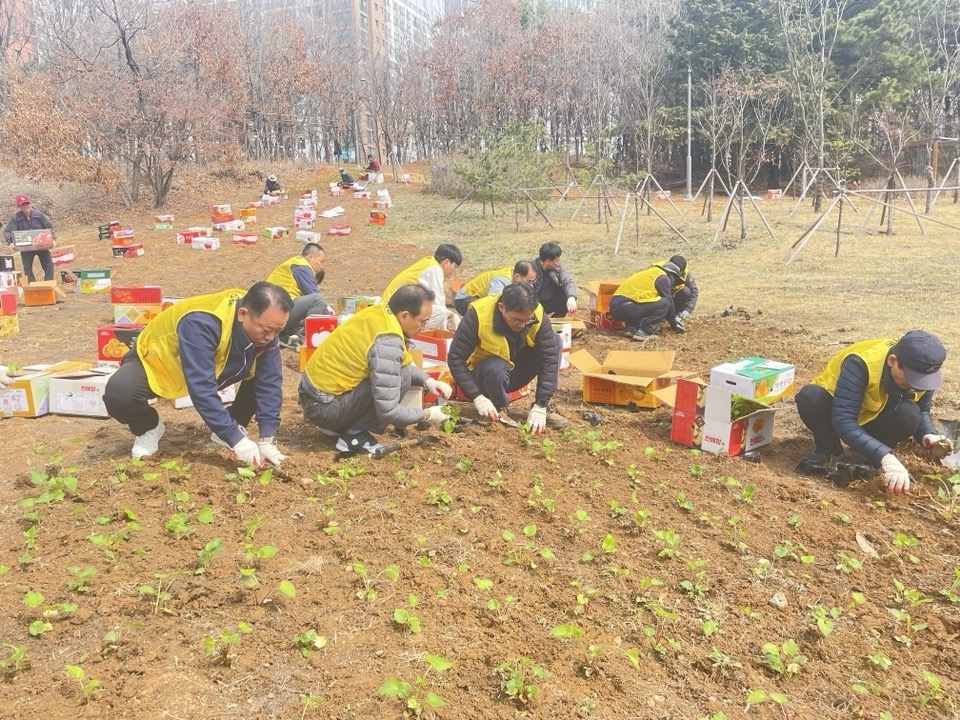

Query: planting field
[0,163,959,719]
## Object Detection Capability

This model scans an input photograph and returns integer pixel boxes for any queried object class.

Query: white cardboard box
[49,368,117,418]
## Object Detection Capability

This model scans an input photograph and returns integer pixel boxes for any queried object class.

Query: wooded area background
[0,0,957,207]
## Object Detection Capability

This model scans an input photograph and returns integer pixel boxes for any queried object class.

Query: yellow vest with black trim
[466,295,542,371]
[267,256,311,298]
[383,257,436,302]
[656,259,687,293]
[304,302,413,394]
[137,288,247,399]
[614,266,666,304]
[463,266,511,298]
[812,338,924,425]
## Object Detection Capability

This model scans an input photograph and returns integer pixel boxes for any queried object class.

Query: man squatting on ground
[453,260,537,316]
[103,282,292,467]
[608,260,685,340]
[794,330,952,494]
[382,243,462,331]
[267,242,331,346]
[448,281,568,433]
[531,242,578,318]
[298,284,454,455]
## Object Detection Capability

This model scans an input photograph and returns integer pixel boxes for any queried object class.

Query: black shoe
[335,430,383,455]
[795,446,844,477]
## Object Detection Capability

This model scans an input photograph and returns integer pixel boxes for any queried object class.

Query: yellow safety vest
[267,256,311,298]
[614,266,666,304]
[304,302,413,394]
[383,257,436,302]
[137,288,248,399]
[466,295,542,371]
[812,338,923,425]
[463,266,512,298]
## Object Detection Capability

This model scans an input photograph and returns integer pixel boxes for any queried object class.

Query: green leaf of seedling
[551,623,583,639]
[624,648,641,670]
[424,692,446,708]
[65,664,85,680]
[23,589,44,608]
[384,564,400,582]
[473,578,493,590]
[196,506,214,524]
[424,653,452,672]
[378,677,412,697]
[277,580,296,598]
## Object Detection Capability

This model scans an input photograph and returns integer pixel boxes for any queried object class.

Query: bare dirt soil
[0,165,959,720]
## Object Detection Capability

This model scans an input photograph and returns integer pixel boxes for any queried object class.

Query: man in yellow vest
[447,282,567,432]
[103,282,293,466]
[795,330,951,493]
[453,260,536,315]
[266,243,330,347]
[382,243,462,331]
[608,261,684,340]
[299,284,453,455]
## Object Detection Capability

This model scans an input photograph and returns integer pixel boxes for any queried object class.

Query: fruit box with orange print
[97,324,145,361]
[654,378,777,456]
[709,357,795,404]
[566,349,690,408]
[113,304,162,325]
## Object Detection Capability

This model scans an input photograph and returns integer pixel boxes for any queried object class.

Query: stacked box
[295,230,320,244]
[0,256,13,271]
[369,210,386,226]
[13,229,55,251]
[111,286,162,304]
[51,245,76,266]
[213,219,245,232]
[0,361,92,417]
[0,270,20,290]
[49,367,117,418]
[261,226,289,240]
[0,288,18,337]
[328,224,351,236]
[161,296,183,310]
[709,357,796,405]
[337,295,379,315]
[232,233,257,245]
[110,228,136,245]
[113,305,161,325]
[238,207,257,224]
[175,227,212,244]
[98,221,121,242]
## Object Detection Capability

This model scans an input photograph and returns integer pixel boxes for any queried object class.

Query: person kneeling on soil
[103,282,293,466]
[266,242,331,348]
[299,284,453,455]
[338,168,355,189]
[794,330,952,494]
[453,260,536,316]
[663,254,698,324]
[447,281,568,433]
[608,260,684,341]
[382,243,462,331]
[263,174,282,196]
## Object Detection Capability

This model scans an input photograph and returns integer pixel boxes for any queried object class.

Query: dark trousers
[538,292,568,318]
[795,384,922,459]
[609,296,669,335]
[674,286,691,313]
[20,249,54,282]
[285,293,328,337]
[299,365,418,434]
[453,296,474,316]
[466,334,562,410]
[103,352,256,436]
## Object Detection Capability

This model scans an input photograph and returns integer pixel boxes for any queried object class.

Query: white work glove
[673,316,686,333]
[880,454,911,494]
[923,433,954,459]
[473,394,499,421]
[0,364,12,388]
[566,297,578,313]
[446,310,461,331]
[232,436,264,468]
[257,436,287,466]
[423,406,447,426]
[527,404,548,434]
[678,310,691,321]
[424,377,453,399]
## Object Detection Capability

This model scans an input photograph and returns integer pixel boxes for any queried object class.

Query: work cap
[669,255,687,274]
[660,261,682,277]
[893,330,946,391]
[267,174,277,182]
[15,194,30,206]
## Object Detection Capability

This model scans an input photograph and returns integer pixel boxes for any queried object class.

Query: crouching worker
[263,174,282,196]
[267,243,331,348]
[795,330,951,494]
[448,282,568,433]
[609,260,684,341]
[103,282,293,466]
[299,284,453,455]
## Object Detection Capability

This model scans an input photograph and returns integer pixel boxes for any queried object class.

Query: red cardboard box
[408,329,455,362]
[589,310,626,331]
[110,229,136,245]
[0,288,16,314]
[232,233,257,245]
[51,245,76,266]
[111,285,163,304]
[328,224,351,235]
[97,324,145,361]
[175,228,212,244]
[304,314,337,348]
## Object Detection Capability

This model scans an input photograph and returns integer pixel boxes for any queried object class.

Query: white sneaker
[132,420,165,459]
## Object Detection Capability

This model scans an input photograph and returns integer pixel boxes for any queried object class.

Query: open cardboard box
[580,279,624,313]
[408,329,455,362]
[566,349,689,408]
[654,377,777,456]
[709,356,795,405]
[0,361,92,417]
[49,367,117,418]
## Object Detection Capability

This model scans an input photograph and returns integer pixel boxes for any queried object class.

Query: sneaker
[278,333,302,349]
[335,429,383,455]
[795,446,844,477]
[132,420,165,459]
[545,409,569,429]
[623,327,638,339]
[631,331,653,342]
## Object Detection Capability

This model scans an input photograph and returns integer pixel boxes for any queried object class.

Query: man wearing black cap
[795,330,951,493]
[665,254,698,324]
[608,260,685,340]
